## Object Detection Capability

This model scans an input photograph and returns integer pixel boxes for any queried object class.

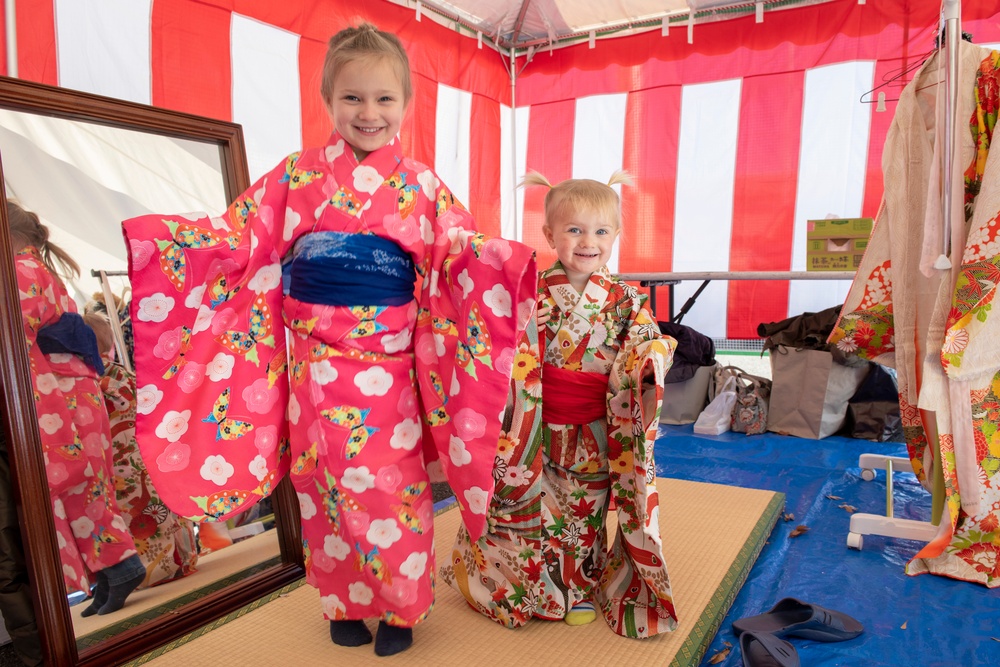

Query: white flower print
[71,516,94,539]
[420,214,435,245]
[479,238,513,270]
[248,263,282,292]
[137,293,175,323]
[287,393,301,425]
[353,165,382,195]
[325,140,345,162]
[200,455,235,486]
[249,455,268,481]
[283,206,302,242]
[366,518,403,549]
[943,327,970,354]
[37,413,63,435]
[324,534,351,561]
[501,464,534,487]
[341,466,376,493]
[428,269,441,298]
[354,366,393,397]
[457,269,474,298]
[311,359,339,385]
[348,581,374,605]
[390,419,420,451]
[836,336,858,353]
[53,498,66,520]
[136,383,164,415]
[417,169,439,196]
[209,215,229,231]
[155,410,191,442]
[433,332,446,358]
[34,373,58,395]
[464,486,488,515]
[321,594,346,619]
[449,436,472,467]
[192,304,215,334]
[184,285,207,309]
[130,239,156,271]
[56,376,76,393]
[298,493,317,520]
[381,328,412,354]
[207,353,236,382]
[454,408,486,441]
[399,552,428,580]
[483,284,512,318]
[426,459,445,482]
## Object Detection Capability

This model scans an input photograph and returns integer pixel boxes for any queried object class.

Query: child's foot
[564,601,597,626]
[329,620,373,647]
[374,621,412,656]
[98,571,145,615]
[80,572,108,617]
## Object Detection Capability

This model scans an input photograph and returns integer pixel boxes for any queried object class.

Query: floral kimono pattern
[443,264,679,637]
[830,46,1000,586]
[100,364,198,587]
[123,132,536,626]
[15,247,139,594]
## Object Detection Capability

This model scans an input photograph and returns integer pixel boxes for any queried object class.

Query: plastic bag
[694,375,738,435]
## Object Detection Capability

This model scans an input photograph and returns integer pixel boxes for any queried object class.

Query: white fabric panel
[673,79,742,339]
[500,103,530,242]
[231,15,302,182]
[572,93,628,271]
[435,84,473,206]
[54,0,152,104]
[787,61,874,319]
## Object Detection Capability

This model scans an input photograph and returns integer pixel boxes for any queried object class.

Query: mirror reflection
[0,109,283,651]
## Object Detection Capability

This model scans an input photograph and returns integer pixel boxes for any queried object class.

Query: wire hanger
[859,29,974,106]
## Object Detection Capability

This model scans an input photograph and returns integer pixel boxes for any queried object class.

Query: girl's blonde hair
[320,22,413,106]
[520,170,633,230]
[6,200,79,278]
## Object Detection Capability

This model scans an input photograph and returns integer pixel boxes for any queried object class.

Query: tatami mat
[129,479,782,667]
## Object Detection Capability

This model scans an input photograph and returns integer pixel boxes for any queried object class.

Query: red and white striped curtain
[4,0,999,338]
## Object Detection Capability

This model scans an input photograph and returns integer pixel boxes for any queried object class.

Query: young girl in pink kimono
[444,172,680,638]
[9,201,145,616]
[122,24,535,656]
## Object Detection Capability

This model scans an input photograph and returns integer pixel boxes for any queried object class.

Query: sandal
[732,598,864,642]
[740,631,799,667]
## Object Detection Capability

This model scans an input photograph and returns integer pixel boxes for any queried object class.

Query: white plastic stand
[847,455,938,550]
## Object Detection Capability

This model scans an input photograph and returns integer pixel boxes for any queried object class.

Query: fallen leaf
[722,641,732,648]
[789,525,809,537]
[900,621,907,630]
[826,494,843,500]
[707,648,730,664]
[783,512,795,522]
[839,503,858,513]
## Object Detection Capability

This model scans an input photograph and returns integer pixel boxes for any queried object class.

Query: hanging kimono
[123,132,536,625]
[15,247,139,594]
[830,44,1000,586]
[443,264,679,637]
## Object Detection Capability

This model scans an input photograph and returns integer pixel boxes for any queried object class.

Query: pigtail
[6,200,80,279]
[607,169,634,188]
[519,170,553,190]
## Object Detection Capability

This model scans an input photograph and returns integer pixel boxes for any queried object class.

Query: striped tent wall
[3,0,999,338]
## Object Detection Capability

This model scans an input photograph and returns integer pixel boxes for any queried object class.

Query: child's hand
[536,301,552,329]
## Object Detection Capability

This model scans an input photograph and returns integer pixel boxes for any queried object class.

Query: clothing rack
[846,0,962,551]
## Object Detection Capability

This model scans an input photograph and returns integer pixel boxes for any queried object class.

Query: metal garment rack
[615,271,855,323]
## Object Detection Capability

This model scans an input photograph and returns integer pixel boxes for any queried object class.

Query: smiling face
[543,205,619,293]
[326,55,408,162]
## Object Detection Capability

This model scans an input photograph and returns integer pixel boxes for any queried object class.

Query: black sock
[374,621,412,657]
[80,572,108,618]
[329,620,373,647]
[97,571,145,615]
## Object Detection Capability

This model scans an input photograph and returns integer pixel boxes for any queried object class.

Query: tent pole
[509,46,520,242]
[941,0,960,263]
[5,0,17,78]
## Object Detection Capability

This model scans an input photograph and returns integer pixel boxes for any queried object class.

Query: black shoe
[374,621,412,656]
[329,620,373,647]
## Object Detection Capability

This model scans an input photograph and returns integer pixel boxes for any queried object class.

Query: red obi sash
[541,363,609,425]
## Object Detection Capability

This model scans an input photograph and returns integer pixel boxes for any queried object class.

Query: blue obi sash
[37,312,105,375]
[286,232,416,306]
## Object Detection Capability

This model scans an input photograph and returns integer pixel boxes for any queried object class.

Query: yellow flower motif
[496,435,518,459]
[610,453,634,475]
[511,352,538,381]
[578,460,600,474]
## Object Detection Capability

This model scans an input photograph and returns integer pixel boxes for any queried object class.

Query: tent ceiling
[394,0,832,51]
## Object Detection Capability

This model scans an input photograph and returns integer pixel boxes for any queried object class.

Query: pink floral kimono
[15,247,139,594]
[443,264,679,637]
[830,45,1000,586]
[123,132,536,626]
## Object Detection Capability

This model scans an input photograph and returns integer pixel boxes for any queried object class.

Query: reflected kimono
[443,264,679,637]
[15,247,138,593]
[123,132,536,625]
[830,45,1000,586]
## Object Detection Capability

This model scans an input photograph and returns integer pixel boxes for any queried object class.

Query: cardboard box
[806,218,872,271]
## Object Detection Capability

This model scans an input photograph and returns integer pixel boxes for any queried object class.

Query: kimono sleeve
[121,158,298,522]
[599,289,679,638]
[413,179,537,542]
[15,252,62,349]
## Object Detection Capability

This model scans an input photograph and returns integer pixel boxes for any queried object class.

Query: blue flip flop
[740,631,799,667]
[732,598,864,642]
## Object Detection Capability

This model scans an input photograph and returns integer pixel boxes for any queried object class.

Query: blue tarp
[655,424,1000,667]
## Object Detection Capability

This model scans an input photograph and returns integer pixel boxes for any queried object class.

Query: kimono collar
[545,262,613,324]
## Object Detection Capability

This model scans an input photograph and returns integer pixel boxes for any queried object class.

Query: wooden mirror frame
[0,75,304,666]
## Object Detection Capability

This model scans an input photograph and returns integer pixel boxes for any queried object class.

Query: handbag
[714,365,771,435]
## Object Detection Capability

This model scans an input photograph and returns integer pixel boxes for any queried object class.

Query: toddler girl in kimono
[122,23,535,657]
[444,172,679,638]
[9,201,146,616]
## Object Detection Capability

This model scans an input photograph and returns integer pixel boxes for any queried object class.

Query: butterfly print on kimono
[266,349,288,389]
[191,488,255,520]
[216,295,276,365]
[456,303,494,379]
[202,387,254,441]
[280,154,322,189]
[392,482,428,534]
[425,370,450,426]
[162,326,194,379]
[208,272,242,309]
[320,405,379,459]
[348,306,388,338]
[355,544,393,586]
[157,220,228,291]
[384,171,421,219]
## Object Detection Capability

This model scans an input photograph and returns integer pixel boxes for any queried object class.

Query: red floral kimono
[123,132,536,626]
[443,264,679,637]
[15,247,139,594]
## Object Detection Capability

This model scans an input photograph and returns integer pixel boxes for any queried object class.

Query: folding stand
[846,454,939,550]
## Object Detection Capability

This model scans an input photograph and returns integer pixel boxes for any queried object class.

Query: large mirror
[0,76,303,666]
